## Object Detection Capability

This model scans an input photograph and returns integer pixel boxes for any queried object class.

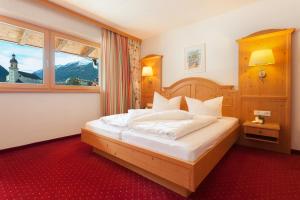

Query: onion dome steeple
[10,54,18,64]
[10,54,18,69]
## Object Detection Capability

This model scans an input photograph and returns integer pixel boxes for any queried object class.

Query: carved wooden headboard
[161,77,239,118]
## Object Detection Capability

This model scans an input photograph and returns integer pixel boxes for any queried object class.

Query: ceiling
[50,0,260,39]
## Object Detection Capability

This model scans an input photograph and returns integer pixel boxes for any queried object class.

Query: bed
[81,77,239,197]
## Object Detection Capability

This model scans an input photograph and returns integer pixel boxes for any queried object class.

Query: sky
[0,40,94,73]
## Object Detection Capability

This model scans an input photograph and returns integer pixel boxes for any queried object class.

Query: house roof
[0,65,8,76]
[19,71,41,80]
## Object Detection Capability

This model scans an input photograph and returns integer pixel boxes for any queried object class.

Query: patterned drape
[101,29,131,115]
[128,39,141,109]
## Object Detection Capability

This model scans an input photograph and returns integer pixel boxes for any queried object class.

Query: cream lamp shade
[248,49,275,81]
[142,66,153,77]
[249,49,275,67]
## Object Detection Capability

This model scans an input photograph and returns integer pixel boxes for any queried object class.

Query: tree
[66,77,80,85]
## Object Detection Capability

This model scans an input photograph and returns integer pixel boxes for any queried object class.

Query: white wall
[0,0,101,42]
[0,93,100,149]
[0,0,101,149]
[142,0,300,149]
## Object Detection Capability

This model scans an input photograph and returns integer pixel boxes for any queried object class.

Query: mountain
[34,60,98,83]
[0,65,8,82]
[33,69,43,79]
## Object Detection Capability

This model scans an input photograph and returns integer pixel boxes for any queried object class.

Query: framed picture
[184,44,206,73]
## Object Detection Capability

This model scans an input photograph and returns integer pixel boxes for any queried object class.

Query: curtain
[128,39,142,109]
[102,29,131,115]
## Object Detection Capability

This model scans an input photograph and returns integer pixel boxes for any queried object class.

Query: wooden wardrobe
[237,29,294,153]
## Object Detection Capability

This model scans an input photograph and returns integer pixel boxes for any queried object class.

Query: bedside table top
[243,121,280,130]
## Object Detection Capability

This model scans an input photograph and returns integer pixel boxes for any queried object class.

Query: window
[0,20,47,88]
[0,42,43,84]
[54,35,99,87]
[0,16,100,93]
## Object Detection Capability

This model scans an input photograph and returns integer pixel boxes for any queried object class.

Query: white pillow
[152,92,181,111]
[185,96,223,117]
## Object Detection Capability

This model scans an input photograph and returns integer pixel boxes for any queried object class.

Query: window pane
[0,22,44,84]
[54,37,99,86]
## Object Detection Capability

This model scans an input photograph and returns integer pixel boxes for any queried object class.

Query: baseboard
[291,149,300,155]
[0,133,80,153]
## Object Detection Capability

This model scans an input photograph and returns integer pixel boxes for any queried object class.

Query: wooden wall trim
[142,54,163,59]
[34,0,142,42]
[237,28,295,43]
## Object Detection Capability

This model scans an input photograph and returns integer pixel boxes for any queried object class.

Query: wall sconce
[142,66,153,84]
[248,49,275,81]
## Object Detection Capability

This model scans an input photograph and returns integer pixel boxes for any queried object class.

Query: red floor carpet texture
[1,136,300,200]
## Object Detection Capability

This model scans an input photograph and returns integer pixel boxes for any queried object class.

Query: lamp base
[258,70,266,81]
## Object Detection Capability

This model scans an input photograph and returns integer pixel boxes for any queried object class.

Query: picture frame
[184,44,206,74]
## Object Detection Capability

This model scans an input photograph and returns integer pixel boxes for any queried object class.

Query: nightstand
[242,121,280,144]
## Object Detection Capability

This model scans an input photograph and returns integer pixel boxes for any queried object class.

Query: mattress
[121,117,239,162]
[85,118,126,140]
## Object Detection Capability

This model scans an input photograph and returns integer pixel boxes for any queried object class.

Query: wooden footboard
[81,123,239,197]
[191,124,240,190]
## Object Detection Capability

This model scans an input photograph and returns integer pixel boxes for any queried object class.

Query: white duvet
[101,109,217,140]
[129,110,217,140]
[101,109,153,127]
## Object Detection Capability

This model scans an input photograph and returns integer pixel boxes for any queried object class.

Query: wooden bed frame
[81,77,239,197]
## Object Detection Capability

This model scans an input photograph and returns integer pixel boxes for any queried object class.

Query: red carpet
[1,136,300,200]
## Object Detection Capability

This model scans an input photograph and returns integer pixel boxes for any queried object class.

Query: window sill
[52,85,101,93]
[0,84,100,93]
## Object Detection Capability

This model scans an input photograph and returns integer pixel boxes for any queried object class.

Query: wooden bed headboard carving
[161,77,239,118]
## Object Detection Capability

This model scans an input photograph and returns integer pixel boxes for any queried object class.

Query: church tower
[8,54,19,83]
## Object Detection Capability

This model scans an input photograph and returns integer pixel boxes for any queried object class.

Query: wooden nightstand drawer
[244,126,279,138]
[242,121,280,144]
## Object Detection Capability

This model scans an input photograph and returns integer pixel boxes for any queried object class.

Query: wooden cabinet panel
[141,55,162,108]
[239,34,288,97]
[237,29,294,153]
